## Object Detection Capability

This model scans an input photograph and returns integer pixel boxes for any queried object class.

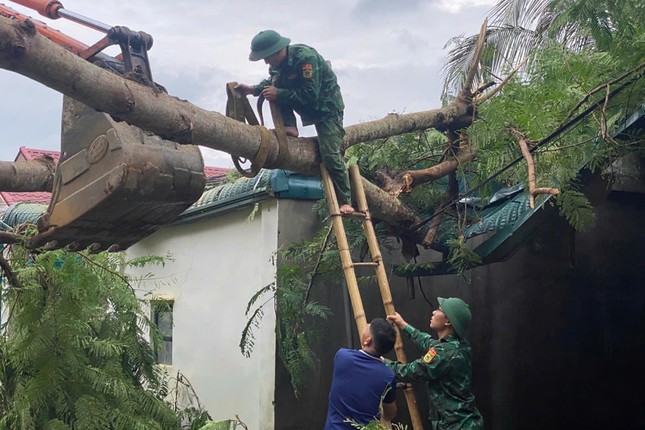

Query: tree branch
[379,145,476,197]
[422,133,461,247]
[562,59,645,124]
[459,19,488,104]
[0,231,24,245]
[475,56,529,104]
[512,129,559,208]
[0,252,21,289]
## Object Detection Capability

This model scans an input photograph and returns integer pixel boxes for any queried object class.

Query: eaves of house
[172,169,324,225]
[0,168,323,236]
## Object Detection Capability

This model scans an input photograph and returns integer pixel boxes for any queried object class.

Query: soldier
[235,30,355,215]
[386,297,484,430]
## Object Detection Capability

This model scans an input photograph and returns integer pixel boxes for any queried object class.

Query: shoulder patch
[302,63,313,79]
[422,347,437,363]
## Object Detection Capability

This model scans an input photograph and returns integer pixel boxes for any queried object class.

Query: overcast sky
[0,0,496,167]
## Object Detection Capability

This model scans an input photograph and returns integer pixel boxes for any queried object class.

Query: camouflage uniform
[253,44,352,205]
[385,325,484,430]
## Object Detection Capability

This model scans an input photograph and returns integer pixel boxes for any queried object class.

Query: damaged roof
[393,101,645,276]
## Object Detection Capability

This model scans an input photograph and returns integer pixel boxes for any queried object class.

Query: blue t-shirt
[324,348,397,429]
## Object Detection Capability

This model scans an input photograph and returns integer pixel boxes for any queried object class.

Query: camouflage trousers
[314,112,352,205]
[282,108,352,205]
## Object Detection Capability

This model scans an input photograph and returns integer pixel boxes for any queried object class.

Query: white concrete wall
[127,201,278,428]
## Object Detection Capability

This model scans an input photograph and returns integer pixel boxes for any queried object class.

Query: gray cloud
[350,0,428,21]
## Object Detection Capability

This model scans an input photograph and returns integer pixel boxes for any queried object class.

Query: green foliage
[0,247,181,430]
[556,189,596,231]
[346,130,448,178]
[225,169,243,184]
[240,209,404,396]
[197,417,248,430]
[346,130,455,216]
[240,236,334,397]
[440,0,644,231]
[239,283,274,358]
[394,262,436,276]
[198,421,234,430]
[178,407,212,430]
[166,370,212,429]
[463,39,643,234]
[446,238,483,274]
[346,420,408,430]
[246,202,260,222]
[275,259,332,397]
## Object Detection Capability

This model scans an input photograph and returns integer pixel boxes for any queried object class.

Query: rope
[225,82,271,178]
[231,125,272,178]
[256,79,290,160]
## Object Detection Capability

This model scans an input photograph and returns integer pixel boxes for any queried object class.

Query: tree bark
[0,156,55,192]
[379,145,476,197]
[0,15,478,245]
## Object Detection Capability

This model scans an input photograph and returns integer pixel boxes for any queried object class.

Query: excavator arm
[2,1,206,252]
[1,2,88,55]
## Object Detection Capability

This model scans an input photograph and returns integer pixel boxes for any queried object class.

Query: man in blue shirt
[324,318,398,429]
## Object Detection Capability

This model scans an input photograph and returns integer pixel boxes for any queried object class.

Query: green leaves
[0,247,181,429]
[446,238,484,274]
[241,237,335,397]
[556,189,596,231]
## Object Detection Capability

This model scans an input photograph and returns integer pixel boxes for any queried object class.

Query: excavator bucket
[28,97,206,252]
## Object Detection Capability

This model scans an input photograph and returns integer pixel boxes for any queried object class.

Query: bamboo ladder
[224,85,425,427]
[321,165,424,430]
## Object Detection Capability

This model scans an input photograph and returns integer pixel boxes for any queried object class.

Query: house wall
[277,174,645,430]
[273,199,331,430]
[126,201,280,429]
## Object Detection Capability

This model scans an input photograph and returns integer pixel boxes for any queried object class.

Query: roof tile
[17,147,60,162]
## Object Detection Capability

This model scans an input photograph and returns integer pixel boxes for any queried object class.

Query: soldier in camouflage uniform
[235,30,354,214]
[386,297,484,430]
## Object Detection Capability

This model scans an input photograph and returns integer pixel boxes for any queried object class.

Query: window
[152,300,173,365]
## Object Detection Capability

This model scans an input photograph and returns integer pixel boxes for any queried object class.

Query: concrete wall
[277,174,645,430]
[127,201,279,429]
[272,199,332,430]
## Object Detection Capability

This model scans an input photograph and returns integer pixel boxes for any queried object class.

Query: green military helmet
[249,30,291,61]
[437,297,472,339]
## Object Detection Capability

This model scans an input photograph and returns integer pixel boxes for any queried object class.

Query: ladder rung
[330,211,367,219]
[352,262,379,267]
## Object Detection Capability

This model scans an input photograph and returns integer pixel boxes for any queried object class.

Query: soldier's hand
[386,312,408,330]
[261,85,279,101]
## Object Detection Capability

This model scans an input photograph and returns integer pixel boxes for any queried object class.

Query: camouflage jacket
[253,44,344,126]
[385,325,484,430]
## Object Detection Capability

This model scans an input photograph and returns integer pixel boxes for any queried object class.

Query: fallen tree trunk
[0,15,479,245]
[0,156,55,192]
[0,17,473,171]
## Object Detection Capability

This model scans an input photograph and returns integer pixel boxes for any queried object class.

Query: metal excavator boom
[2,0,206,252]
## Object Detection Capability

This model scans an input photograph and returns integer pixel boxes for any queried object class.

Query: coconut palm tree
[441,0,643,100]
